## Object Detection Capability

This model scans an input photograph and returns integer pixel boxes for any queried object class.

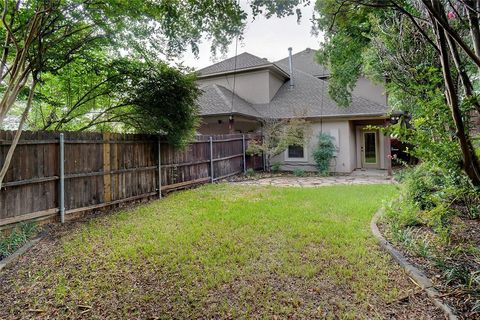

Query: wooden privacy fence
[0,131,263,228]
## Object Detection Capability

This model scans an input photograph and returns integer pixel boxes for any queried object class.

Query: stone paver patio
[234,170,394,187]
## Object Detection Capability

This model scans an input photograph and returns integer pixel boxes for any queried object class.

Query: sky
[177,1,323,70]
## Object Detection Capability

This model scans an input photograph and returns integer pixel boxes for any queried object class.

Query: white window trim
[284,144,308,162]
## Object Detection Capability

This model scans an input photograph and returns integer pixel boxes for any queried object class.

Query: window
[287,145,305,159]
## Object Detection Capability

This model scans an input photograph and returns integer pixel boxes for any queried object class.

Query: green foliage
[245,168,256,177]
[0,222,37,260]
[385,197,421,229]
[271,162,281,173]
[127,63,200,147]
[315,0,480,186]
[316,1,373,107]
[312,132,335,175]
[31,58,200,147]
[293,168,305,177]
[247,118,311,171]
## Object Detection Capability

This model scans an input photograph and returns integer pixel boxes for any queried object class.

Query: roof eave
[200,112,262,121]
[197,64,290,80]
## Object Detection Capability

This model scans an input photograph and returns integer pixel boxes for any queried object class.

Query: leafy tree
[247,118,311,171]
[0,0,247,188]
[315,0,480,186]
[126,62,200,147]
[29,57,199,146]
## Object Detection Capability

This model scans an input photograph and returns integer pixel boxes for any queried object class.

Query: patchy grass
[0,184,442,319]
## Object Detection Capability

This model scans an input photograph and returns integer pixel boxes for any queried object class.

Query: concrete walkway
[234,170,394,187]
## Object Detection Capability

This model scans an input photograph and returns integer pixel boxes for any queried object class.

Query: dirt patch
[0,228,444,319]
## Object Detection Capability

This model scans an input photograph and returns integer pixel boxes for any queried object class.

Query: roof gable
[197,52,270,77]
[275,48,329,77]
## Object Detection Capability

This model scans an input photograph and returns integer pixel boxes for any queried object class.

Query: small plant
[271,162,281,173]
[0,222,37,260]
[313,132,335,176]
[245,168,256,178]
[293,168,305,177]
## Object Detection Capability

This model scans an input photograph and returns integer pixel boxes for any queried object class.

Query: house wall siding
[352,77,387,106]
[268,71,285,101]
[198,70,276,104]
[272,120,355,173]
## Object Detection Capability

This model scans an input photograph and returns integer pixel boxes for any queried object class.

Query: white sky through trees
[177,1,322,70]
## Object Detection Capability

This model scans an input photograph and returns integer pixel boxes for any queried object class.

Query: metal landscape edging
[371,207,458,320]
[0,238,41,272]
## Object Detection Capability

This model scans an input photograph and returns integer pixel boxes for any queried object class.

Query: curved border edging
[371,208,458,320]
[0,238,41,272]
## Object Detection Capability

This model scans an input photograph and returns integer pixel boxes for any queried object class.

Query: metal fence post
[59,133,65,224]
[158,137,162,198]
[242,134,246,174]
[209,136,214,183]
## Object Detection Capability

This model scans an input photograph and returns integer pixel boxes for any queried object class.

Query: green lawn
[1,184,436,318]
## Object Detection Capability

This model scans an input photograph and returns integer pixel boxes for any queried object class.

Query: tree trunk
[0,80,37,189]
[430,1,480,185]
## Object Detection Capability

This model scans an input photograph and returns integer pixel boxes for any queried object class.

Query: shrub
[245,168,256,178]
[271,162,281,173]
[313,132,336,175]
[403,163,452,210]
[385,197,422,229]
[293,168,305,177]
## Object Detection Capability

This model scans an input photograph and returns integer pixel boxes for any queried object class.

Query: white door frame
[356,126,381,169]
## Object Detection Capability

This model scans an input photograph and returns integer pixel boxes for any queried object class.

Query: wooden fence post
[103,133,111,203]
[209,136,214,183]
[158,137,162,198]
[59,133,65,224]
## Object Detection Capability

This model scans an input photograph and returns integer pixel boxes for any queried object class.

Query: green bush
[271,162,281,173]
[293,168,305,177]
[245,168,256,178]
[313,132,336,175]
[402,164,452,210]
[385,197,422,229]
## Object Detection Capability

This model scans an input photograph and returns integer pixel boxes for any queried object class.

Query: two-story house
[196,48,392,174]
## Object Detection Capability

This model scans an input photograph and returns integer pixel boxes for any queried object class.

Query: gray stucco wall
[198,70,285,105]
[352,77,387,106]
[272,119,356,173]
[272,119,390,174]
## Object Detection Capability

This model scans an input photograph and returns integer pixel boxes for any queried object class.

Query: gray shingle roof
[254,69,389,119]
[197,84,261,117]
[196,50,389,119]
[197,52,270,76]
[275,48,329,77]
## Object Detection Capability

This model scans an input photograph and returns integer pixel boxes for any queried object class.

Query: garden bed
[380,204,480,319]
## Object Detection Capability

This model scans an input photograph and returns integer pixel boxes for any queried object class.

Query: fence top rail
[0,130,262,144]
